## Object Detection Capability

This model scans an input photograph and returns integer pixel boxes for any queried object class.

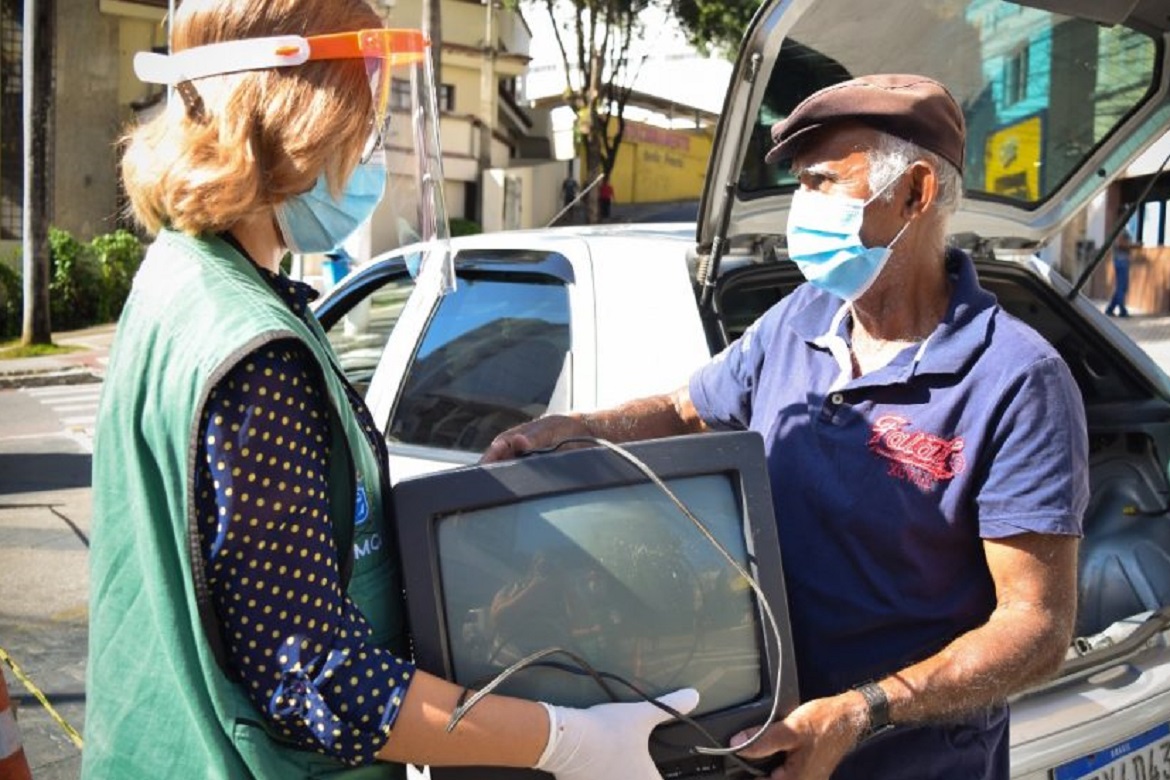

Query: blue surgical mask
[786,178,912,301]
[275,161,387,255]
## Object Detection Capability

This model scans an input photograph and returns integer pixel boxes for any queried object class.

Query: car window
[719,279,794,344]
[320,267,414,397]
[388,271,571,452]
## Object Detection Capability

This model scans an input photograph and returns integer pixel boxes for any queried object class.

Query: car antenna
[546,173,605,228]
[1068,145,1170,301]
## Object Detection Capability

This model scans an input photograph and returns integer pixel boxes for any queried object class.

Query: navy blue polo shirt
[690,249,1088,778]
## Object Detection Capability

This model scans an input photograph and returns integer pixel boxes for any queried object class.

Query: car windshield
[739,0,1159,207]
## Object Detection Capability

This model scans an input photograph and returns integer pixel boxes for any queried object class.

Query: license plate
[1053,723,1170,780]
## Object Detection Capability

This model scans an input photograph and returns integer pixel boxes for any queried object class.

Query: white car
[315,1,1170,777]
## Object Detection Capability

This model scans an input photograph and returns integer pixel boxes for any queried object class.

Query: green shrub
[0,257,20,341]
[91,229,144,320]
[0,228,145,336]
[49,227,103,330]
[450,217,482,237]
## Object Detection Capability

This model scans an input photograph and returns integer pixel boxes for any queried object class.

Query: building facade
[0,0,554,266]
[1,0,169,260]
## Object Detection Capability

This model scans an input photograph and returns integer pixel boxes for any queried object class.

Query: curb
[0,368,103,391]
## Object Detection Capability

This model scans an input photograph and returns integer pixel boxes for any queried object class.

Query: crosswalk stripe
[20,386,102,449]
[24,386,101,399]
[50,402,99,413]
[61,415,97,426]
[12,385,101,454]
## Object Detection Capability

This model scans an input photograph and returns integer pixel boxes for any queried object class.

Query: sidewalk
[1110,310,1170,372]
[0,323,115,389]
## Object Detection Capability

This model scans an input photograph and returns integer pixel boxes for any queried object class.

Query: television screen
[440,473,761,714]
[392,430,798,779]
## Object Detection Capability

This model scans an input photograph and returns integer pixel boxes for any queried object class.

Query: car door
[313,256,413,397]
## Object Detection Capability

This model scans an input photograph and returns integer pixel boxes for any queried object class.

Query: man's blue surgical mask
[786,173,912,301]
[275,160,387,255]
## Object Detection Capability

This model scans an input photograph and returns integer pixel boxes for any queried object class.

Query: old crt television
[392,430,799,779]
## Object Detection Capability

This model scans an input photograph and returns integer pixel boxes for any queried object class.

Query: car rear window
[739,0,1159,208]
[387,271,571,452]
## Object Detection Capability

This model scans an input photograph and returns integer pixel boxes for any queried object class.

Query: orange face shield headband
[134,29,429,151]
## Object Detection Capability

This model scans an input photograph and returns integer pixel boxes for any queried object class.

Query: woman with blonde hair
[82,1,695,777]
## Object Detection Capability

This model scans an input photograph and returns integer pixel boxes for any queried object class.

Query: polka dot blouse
[194,262,413,766]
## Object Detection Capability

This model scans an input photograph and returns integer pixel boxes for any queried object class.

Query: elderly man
[482,74,1088,780]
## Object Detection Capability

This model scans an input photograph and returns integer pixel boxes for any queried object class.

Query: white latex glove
[534,688,701,780]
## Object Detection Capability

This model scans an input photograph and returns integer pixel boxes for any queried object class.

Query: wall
[1,2,164,243]
[603,121,713,205]
[389,0,531,59]
[51,4,130,239]
[480,159,564,232]
[1090,247,1169,316]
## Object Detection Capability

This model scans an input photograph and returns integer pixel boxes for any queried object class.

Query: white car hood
[698,0,1170,251]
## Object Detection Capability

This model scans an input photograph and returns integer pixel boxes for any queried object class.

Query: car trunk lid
[695,0,1170,274]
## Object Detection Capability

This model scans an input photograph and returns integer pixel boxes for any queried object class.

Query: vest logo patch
[868,414,966,492]
[355,484,370,526]
[355,534,383,559]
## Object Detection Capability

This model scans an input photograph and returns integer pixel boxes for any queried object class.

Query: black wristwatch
[855,682,894,742]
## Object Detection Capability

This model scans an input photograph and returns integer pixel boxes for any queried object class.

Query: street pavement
[0,323,115,391]
[4,309,1170,776]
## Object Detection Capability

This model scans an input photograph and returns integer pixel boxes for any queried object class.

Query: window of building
[390,77,411,111]
[1003,45,1029,107]
[1139,200,1163,247]
[392,78,454,112]
[437,83,455,112]
[501,76,523,102]
[1,0,23,239]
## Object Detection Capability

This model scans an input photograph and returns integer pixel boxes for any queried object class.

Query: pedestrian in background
[599,176,615,220]
[1106,219,1138,317]
[82,0,695,777]
[561,175,579,210]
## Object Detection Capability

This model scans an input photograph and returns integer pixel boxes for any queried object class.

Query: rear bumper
[1011,630,1170,778]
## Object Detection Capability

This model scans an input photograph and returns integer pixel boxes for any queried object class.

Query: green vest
[83,230,407,779]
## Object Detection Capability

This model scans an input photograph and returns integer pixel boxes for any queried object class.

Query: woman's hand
[536,688,701,779]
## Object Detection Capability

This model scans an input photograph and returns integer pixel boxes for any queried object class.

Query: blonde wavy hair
[121,0,382,236]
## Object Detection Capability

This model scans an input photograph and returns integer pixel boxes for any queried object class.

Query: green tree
[671,0,762,58]
[525,0,657,223]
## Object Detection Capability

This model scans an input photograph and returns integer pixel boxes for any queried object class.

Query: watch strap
[855,681,893,741]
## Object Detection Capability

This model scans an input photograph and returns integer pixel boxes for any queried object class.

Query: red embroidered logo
[868,414,966,491]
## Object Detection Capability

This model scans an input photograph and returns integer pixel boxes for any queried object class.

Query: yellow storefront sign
[582,119,713,205]
[984,114,1043,201]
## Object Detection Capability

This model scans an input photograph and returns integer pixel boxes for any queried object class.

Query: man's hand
[480,387,705,464]
[731,532,1079,779]
[732,693,867,780]
[481,414,592,463]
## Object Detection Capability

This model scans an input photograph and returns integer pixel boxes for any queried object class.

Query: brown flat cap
[765,74,966,173]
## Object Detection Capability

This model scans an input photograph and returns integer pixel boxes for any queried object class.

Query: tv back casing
[391,430,799,779]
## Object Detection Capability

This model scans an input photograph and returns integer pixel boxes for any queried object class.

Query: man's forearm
[876,598,1072,727]
[573,387,706,443]
[873,534,1078,727]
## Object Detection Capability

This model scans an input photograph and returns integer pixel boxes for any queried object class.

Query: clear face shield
[134,28,455,294]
